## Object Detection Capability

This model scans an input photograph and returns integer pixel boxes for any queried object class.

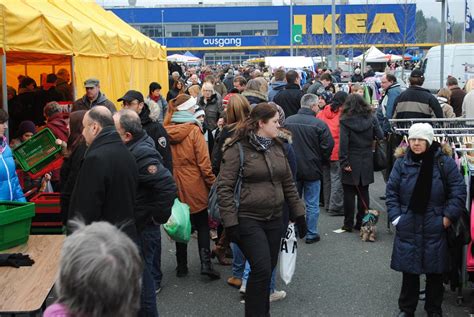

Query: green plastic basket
[13,128,62,173]
[0,201,35,251]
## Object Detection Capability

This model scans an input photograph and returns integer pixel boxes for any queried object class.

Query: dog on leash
[360,209,380,242]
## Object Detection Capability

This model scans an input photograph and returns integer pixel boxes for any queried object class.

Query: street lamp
[290,0,293,56]
[436,0,446,89]
[161,10,165,46]
[331,0,336,70]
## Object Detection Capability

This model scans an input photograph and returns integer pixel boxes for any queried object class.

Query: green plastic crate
[0,201,35,251]
[13,128,62,173]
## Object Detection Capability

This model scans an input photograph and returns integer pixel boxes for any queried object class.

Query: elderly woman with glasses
[197,82,224,132]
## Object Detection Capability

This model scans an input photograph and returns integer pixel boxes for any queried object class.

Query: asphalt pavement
[156,172,473,317]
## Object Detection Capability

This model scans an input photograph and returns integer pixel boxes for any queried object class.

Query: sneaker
[239,284,246,294]
[155,287,162,295]
[269,290,287,302]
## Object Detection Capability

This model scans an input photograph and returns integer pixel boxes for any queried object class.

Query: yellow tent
[0,0,168,108]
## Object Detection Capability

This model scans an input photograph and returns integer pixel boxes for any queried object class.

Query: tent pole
[2,53,8,139]
[71,56,76,102]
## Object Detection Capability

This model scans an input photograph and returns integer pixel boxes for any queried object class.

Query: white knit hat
[177,97,198,111]
[408,123,434,145]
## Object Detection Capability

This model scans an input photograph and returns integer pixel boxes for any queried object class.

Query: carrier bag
[279,223,297,285]
[163,198,191,244]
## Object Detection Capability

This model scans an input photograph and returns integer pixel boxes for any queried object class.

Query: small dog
[360,209,380,242]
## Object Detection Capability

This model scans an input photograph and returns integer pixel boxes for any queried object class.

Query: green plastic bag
[163,198,191,243]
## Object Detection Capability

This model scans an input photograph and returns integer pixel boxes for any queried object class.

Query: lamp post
[331,0,337,70]
[290,0,293,56]
[161,10,165,46]
[436,0,446,89]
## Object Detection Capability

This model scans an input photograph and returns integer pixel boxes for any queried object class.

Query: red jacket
[317,105,341,161]
[44,113,69,142]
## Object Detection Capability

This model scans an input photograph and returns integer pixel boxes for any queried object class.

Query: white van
[422,44,474,92]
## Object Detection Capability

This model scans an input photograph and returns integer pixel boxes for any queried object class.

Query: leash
[351,172,369,211]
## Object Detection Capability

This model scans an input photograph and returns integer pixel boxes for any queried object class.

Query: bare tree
[261,36,277,57]
[397,0,416,80]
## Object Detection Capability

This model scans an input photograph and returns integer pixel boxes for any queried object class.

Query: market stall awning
[167,53,201,63]
[353,46,402,63]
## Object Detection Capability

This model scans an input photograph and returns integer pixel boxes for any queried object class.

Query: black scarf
[408,143,439,214]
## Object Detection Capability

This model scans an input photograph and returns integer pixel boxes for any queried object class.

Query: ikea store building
[112,4,417,65]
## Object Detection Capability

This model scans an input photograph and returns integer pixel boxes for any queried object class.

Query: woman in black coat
[60,110,87,224]
[386,123,466,316]
[339,94,383,232]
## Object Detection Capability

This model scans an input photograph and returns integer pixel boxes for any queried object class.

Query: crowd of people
[0,60,471,317]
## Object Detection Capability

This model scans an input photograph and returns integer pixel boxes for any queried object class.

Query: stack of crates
[13,128,64,234]
[0,201,35,251]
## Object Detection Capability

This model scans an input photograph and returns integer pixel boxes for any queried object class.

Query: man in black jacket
[273,70,305,117]
[68,106,138,239]
[285,94,334,244]
[119,90,173,173]
[114,109,177,316]
[393,69,443,119]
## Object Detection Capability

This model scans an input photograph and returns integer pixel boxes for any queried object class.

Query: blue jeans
[138,225,161,317]
[231,242,245,279]
[141,224,163,289]
[242,261,277,293]
[297,180,321,239]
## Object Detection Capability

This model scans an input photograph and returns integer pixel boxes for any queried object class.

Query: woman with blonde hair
[463,78,474,118]
[164,94,220,280]
[198,82,224,131]
[436,88,455,118]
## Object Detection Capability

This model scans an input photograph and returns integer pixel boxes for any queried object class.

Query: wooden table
[0,235,65,315]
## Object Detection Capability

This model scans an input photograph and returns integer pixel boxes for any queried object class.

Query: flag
[467,0,474,33]
[447,2,453,35]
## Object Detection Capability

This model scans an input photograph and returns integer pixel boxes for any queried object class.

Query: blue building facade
[111,4,416,64]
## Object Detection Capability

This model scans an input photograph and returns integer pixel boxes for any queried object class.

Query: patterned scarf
[252,133,273,151]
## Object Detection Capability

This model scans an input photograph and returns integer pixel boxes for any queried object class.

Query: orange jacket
[317,105,341,161]
[165,122,215,213]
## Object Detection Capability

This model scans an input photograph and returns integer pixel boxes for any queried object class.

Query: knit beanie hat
[17,120,36,137]
[319,90,333,104]
[408,123,434,146]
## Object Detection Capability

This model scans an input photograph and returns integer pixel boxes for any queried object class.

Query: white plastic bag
[279,223,297,285]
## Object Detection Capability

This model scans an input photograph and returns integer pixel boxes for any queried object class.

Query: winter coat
[16,91,43,126]
[126,131,177,230]
[223,75,235,92]
[139,104,173,173]
[307,80,325,96]
[376,83,402,134]
[44,113,69,142]
[212,124,234,176]
[165,122,215,213]
[273,83,305,117]
[198,93,224,131]
[56,79,73,101]
[0,140,26,202]
[166,88,180,102]
[351,74,364,83]
[214,82,228,97]
[317,105,342,161]
[268,81,287,102]
[145,95,168,123]
[386,144,466,274]
[449,86,465,117]
[72,92,117,113]
[462,91,474,118]
[60,141,87,223]
[339,113,383,186]
[285,107,334,181]
[68,127,138,238]
[393,85,443,119]
[217,135,305,228]
[437,96,455,118]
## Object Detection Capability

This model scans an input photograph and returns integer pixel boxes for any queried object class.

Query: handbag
[438,157,471,247]
[208,142,244,222]
[373,140,387,172]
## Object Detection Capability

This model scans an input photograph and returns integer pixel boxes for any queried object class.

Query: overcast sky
[99,0,468,22]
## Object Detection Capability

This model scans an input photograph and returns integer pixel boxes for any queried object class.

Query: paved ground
[156,173,473,317]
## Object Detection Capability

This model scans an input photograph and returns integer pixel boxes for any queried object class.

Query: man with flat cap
[68,106,138,239]
[72,78,117,113]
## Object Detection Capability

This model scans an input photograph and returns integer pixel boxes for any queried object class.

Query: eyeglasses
[122,100,139,107]
[203,90,213,93]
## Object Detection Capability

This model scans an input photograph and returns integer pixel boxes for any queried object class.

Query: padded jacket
[317,105,341,161]
[0,141,25,202]
[217,135,305,228]
[386,144,466,274]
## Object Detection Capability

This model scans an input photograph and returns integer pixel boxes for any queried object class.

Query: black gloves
[0,253,35,268]
[226,225,240,243]
[295,216,307,239]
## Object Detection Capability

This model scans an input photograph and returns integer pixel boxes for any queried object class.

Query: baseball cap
[117,90,144,103]
[84,78,100,88]
[410,69,424,78]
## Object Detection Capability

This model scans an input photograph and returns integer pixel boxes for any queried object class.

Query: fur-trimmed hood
[394,141,452,159]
